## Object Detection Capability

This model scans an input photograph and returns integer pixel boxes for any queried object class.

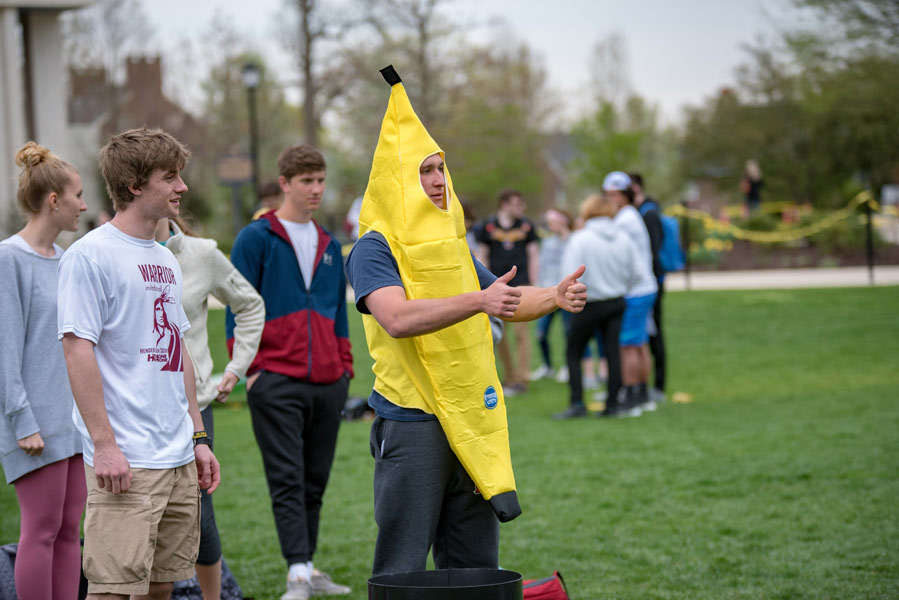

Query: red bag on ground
[523,570,569,599]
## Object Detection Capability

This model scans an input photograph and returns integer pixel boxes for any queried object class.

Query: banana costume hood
[359,66,520,522]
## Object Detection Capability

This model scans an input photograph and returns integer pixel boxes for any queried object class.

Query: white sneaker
[555,366,569,383]
[529,364,553,381]
[310,570,351,596]
[583,375,601,389]
[281,575,312,600]
[650,388,667,404]
[592,389,608,402]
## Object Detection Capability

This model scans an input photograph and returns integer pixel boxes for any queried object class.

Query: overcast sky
[147,0,806,125]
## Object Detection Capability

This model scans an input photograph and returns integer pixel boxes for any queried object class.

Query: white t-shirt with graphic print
[57,223,194,469]
[279,218,318,290]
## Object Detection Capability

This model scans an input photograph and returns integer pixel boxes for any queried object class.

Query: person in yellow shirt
[345,66,588,577]
[251,179,283,220]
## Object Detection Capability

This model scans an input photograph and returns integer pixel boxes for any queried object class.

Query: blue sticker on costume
[484,386,498,409]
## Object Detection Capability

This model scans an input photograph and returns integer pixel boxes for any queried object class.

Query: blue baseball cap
[602,171,631,192]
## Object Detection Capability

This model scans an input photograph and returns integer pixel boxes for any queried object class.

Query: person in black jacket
[630,173,666,402]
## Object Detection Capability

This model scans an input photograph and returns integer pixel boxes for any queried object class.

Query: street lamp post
[241,62,262,219]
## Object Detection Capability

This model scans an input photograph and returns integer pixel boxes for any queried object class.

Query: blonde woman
[556,193,642,419]
[155,216,264,599]
[0,142,87,600]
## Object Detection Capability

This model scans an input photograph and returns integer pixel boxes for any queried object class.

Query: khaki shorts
[83,462,200,596]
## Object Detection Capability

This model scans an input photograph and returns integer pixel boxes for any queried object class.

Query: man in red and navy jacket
[226,144,353,598]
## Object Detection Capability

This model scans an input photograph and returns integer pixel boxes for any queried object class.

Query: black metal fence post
[864,196,875,286]
[682,200,692,291]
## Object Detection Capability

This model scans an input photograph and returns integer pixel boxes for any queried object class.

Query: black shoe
[597,400,639,418]
[605,387,643,418]
[552,404,588,420]
[635,385,656,412]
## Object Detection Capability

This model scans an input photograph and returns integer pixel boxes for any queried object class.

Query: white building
[0,0,94,237]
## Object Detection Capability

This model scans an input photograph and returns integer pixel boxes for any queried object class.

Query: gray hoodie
[0,235,81,484]
[561,217,641,301]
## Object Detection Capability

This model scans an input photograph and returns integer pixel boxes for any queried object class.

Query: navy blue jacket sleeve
[226,224,266,342]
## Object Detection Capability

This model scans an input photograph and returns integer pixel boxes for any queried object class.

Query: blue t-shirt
[345,231,497,421]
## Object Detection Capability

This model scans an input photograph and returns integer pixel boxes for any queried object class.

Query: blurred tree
[679,0,899,208]
[572,95,680,200]
[61,0,155,133]
[188,19,299,242]
[329,7,553,215]
[588,31,631,108]
[62,0,154,79]
[357,0,455,125]
[572,102,645,190]
[793,0,899,55]
[680,66,818,206]
[437,39,550,209]
[279,0,359,147]
[571,32,681,203]
[786,0,899,196]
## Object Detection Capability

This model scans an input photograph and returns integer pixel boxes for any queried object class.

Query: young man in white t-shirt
[58,127,220,599]
[228,145,352,600]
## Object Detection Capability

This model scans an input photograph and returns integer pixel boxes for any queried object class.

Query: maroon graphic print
[151,286,183,372]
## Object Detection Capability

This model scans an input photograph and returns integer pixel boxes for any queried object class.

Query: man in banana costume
[345,66,587,577]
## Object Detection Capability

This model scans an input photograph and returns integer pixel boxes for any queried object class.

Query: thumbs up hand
[481,266,522,319]
[556,265,587,313]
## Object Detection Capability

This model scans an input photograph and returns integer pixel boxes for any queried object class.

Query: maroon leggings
[13,455,86,600]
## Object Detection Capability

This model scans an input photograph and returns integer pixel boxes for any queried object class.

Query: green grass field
[2,287,898,599]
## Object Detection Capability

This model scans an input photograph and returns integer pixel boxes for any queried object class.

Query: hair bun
[15,141,52,169]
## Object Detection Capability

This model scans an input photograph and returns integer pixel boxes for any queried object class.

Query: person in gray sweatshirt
[555,193,642,419]
[0,141,87,599]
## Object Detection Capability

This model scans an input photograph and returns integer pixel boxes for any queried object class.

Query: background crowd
[460,171,674,420]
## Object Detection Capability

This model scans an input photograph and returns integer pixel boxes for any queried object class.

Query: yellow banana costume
[359,66,521,521]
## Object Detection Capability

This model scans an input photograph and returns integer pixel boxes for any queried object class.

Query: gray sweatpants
[369,417,500,577]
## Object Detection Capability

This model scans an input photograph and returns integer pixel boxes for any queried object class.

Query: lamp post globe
[241,62,261,89]
[241,62,262,213]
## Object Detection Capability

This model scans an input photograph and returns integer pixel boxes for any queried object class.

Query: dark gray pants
[248,371,348,565]
[369,417,500,577]
[197,405,222,565]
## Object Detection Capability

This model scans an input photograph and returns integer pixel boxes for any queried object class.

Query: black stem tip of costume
[380,65,402,86]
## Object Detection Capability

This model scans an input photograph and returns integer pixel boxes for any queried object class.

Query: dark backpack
[639,201,685,273]
[0,544,16,600]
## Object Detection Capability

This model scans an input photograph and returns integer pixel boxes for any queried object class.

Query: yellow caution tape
[665,190,880,244]
[339,192,895,254]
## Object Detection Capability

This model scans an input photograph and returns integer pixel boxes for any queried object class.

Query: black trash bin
[368,568,523,600]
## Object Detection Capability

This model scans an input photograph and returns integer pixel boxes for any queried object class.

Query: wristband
[192,430,211,448]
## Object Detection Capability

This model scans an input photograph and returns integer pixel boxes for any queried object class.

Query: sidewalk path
[665,266,899,291]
